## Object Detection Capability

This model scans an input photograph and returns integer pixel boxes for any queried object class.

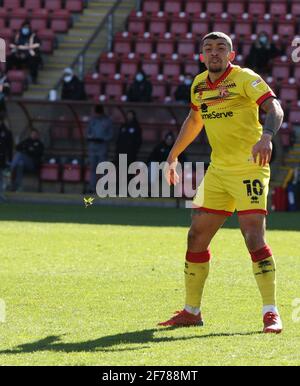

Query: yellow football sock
[251,246,276,306]
[184,251,210,309]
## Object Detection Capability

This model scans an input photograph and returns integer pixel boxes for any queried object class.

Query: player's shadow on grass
[0,329,262,354]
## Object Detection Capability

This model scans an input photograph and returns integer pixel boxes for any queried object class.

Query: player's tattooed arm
[260,97,284,138]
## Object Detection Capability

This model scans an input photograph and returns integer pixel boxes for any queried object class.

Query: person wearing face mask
[0,114,13,202]
[115,110,142,166]
[61,68,86,101]
[245,32,282,75]
[174,73,193,104]
[126,71,153,102]
[7,21,42,83]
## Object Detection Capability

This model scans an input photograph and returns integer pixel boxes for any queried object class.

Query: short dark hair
[202,32,233,51]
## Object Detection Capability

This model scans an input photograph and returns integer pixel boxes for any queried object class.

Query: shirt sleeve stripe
[190,103,199,111]
[256,91,276,106]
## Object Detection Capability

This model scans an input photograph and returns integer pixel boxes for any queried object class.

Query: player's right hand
[164,158,180,186]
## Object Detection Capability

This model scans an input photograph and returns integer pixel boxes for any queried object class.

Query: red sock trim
[250,245,273,262]
[186,250,211,263]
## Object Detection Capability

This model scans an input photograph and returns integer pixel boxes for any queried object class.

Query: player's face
[202,38,232,73]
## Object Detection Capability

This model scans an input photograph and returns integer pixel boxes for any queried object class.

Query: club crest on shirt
[218,86,229,98]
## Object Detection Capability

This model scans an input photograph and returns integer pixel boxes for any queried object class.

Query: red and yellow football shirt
[190,63,276,170]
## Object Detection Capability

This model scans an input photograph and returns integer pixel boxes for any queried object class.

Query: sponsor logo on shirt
[201,111,234,119]
[251,79,263,88]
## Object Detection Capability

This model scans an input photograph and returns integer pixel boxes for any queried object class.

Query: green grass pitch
[0,203,299,366]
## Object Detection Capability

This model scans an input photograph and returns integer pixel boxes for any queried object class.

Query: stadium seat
[24,0,42,10]
[206,1,224,15]
[127,13,146,34]
[212,18,232,35]
[44,0,62,12]
[0,28,14,44]
[50,10,71,33]
[177,39,196,56]
[191,19,209,36]
[105,80,124,100]
[62,164,81,183]
[142,57,160,77]
[135,38,153,55]
[185,1,203,15]
[163,60,181,78]
[30,9,49,31]
[272,62,291,80]
[7,70,27,94]
[84,74,102,98]
[0,19,6,29]
[184,60,200,76]
[114,33,132,55]
[239,39,253,58]
[291,2,300,16]
[234,19,252,36]
[9,9,28,30]
[156,38,175,56]
[143,0,161,14]
[226,1,246,16]
[120,59,139,76]
[3,0,21,9]
[37,29,56,54]
[40,164,60,182]
[289,109,300,124]
[148,16,168,35]
[247,1,266,16]
[170,17,189,35]
[277,20,296,38]
[255,20,273,36]
[164,0,182,14]
[269,2,287,16]
[279,85,298,103]
[98,55,118,76]
[65,0,84,13]
[152,81,167,101]
[293,66,300,81]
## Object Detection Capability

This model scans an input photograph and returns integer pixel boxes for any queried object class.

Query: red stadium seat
[185,1,203,15]
[148,16,168,35]
[164,0,182,14]
[226,1,246,16]
[247,1,266,16]
[293,66,300,81]
[44,0,62,12]
[40,164,60,182]
[7,70,27,94]
[269,2,287,16]
[191,19,209,36]
[272,63,290,80]
[114,33,132,55]
[156,39,175,56]
[30,9,49,31]
[170,17,189,35]
[84,74,101,98]
[105,81,124,99]
[135,38,153,55]
[37,29,55,54]
[143,0,161,14]
[234,19,252,36]
[289,109,300,124]
[142,57,160,77]
[152,81,167,101]
[240,39,253,57]
[0,19,6,29]
[277,20,296,38]
[120,59,139,76]
[65,0,84,13]
[98,55,118,76]
[62,164,81,183]
[206,1,224,15]
[291,2,300,16]
[3,0,21,9]
[9,9,28,31]
[177,39,196,56]
[279,85,298,103]
[0,28,14,44]
[163,60,181,78]
[184,60,200,76]
[255,20,273,36]
[127,13,146,34]
[50,10,70,33]
[212,18,232,35]
[24,0,42,10]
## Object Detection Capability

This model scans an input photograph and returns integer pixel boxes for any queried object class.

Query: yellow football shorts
[193,164,270,216]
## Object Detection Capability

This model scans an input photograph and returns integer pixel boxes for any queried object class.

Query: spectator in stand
[61,68,86,101]
[245,31,282,75]
[86,105,114,192]
[0,70,10,113]
[115,110,142,166]
[0,113,13,202]
[7,21,42,84]
[10,129,44,191]
[174,74,193,104]
[127,71,152,102]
